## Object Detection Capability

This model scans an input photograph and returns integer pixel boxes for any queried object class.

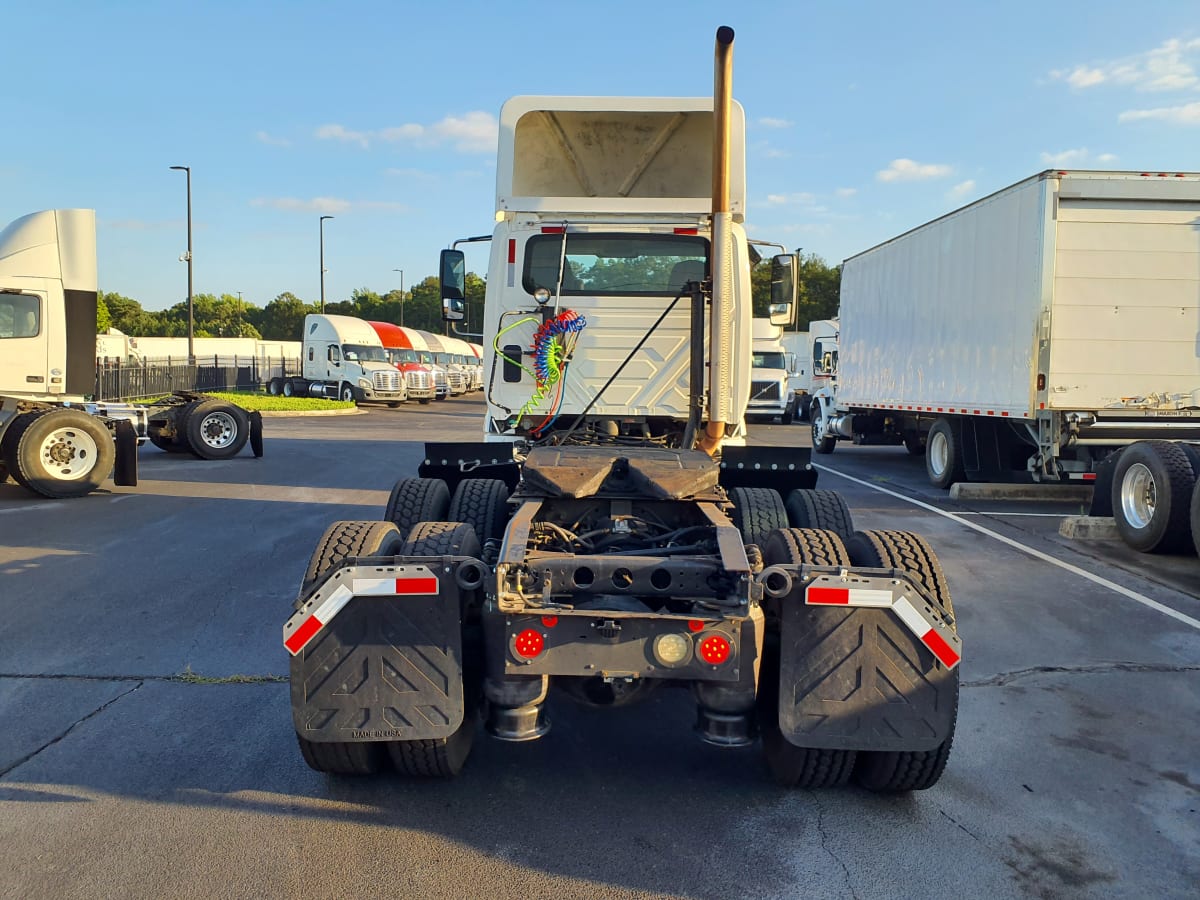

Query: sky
[4,1,1198,311]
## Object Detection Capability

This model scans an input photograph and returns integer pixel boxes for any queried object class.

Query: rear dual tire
[1111,440,1197,555]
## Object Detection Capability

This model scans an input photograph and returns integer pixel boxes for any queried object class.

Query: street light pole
[169,165,194,363]
[319,215,334,313]
[392,268,404,326]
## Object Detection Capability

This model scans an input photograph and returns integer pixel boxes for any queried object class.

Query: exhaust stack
[699,25,735,456]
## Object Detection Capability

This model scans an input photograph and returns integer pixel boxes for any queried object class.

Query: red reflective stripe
[541,226,566,234]
[922,629,960,667]
[1082,473,1097,482]
[394,576,439,595]
[285,615,323,654]
[808,586,850,605]
[674,227,698,234]
[507,239,516,263]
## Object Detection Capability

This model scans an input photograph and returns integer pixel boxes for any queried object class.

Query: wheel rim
[37,426,100,480]
[341,387,353,402]
[196,411,238,450]
[929,430,949,477]
[283,382,294,396]
[1120,462,1156,529]
[811,417,821,445]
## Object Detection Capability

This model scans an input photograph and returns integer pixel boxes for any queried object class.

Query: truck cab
[296,314,406,404]
[749,319,797,423]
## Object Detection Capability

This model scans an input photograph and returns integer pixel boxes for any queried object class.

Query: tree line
[98,255,839,341]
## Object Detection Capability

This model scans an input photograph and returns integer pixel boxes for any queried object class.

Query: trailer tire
[4,408,115,499]
[298,519,404,603]
[925,418,965,489]
[759,527,857,787]
[843,528,957,792]
[388,521,481,777]
[296,735,386,776]
[728,486,789,548]
[384,478,450,537]
[448,478,511,547]
[185,400,250,460]
[1191,478,1200,558]
[1111,440,1196,554]
[784,489,854,538]
[267,378,282,396]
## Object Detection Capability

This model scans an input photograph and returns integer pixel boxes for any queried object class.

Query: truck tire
[811,414,835,454]
[843,529,957,792]
[267,378,282,396]
[4,408,115,499]
[0,460,8,484]
[282,379,299,398]
[925,418,964,489]
[758,527,857,788]
[728,486,788,548]
[296,737,386,776]
[298,519,404,603]
[780,397,795,425]
[1192,478,1200,557]
[385,521,481,777]
[148,400,200,453]
[1111,440,1196,554]
[338,383,357,403]
[447,478,511,547]
[185,400,250,460]
[903,431,925,456]
[798,395,812,423]
[784,489,854,538]
[384,478,450,539]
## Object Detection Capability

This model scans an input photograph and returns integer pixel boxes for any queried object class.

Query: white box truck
[811,169,1200,553]
[270,314,407,405]
[284,28,961,794]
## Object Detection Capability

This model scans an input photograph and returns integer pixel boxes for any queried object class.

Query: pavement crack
[939,808,984,843]
[0,672,287,684]
[811,791,858,900]
[0,681,143,778]
[964,662,1200,688]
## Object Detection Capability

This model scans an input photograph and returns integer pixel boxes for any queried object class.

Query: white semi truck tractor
[284,28,961,792]
[270,314,407,406]
[0,209,261,499]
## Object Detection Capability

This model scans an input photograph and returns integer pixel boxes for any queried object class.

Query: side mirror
[768,253,797,326]
[440,249,466,321]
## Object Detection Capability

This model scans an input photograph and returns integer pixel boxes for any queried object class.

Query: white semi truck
[748,319,797,423]
[0,209,261,499]
[810,170,1200,554]
[269,314,407,405]
[284,28,961,793]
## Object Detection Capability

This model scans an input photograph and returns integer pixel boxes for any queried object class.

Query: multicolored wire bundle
[519,309,587,434]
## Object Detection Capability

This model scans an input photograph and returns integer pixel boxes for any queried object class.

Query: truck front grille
[751,381,780,401]
[373,370,401,391]
[406,371,431,390]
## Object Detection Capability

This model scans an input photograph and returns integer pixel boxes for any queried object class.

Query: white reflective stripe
[892,595,931,637]
[310,584,355,627]
[354,578,398,596]
[847,588,892,607]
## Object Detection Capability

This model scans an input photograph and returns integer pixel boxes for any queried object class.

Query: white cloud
[876,158,952,182]
[835,187,857,198]
[256,130,291,147]
[758,117,792,129]
[315,112,498,153]
[1040,147,1121,166]
[764,192,817,207]
[948,180,976,200]
[1118,100,1200,124]
[251,197,407,214]
[763,147,791,159]
[1050,37,1200,93]
[315,124,371,149]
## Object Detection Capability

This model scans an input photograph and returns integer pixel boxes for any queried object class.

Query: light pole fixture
[319,215,334,312]
[169,165,194,363]
[392,268,404,326]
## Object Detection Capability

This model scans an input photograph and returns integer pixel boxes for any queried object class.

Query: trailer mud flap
[112,419,138,486]
[249,410,264,458]
[777,601,958,751]
[287,562,466,743]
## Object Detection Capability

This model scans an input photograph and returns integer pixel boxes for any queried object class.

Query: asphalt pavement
[1,397,1197,899]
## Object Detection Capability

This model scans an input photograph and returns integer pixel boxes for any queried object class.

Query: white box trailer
[812,169,1200,553]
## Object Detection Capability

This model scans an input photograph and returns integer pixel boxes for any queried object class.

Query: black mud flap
[777,602,957,751]
[112,420,138,486]
[420,441,520,497]
[289,560,467,743]
[249,410,264,458]
[720,445,817,492]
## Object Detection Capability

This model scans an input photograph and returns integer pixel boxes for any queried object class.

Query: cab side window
[0,292,40,339]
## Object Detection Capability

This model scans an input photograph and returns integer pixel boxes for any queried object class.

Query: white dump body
[838,171,1200,417]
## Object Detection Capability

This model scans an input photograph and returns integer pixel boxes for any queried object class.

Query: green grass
[135,391,353,412]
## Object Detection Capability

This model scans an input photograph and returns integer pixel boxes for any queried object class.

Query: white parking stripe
[817,464,1200,632]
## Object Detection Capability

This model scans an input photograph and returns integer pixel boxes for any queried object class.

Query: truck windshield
[388,348,418,364]
[753,352,788,369]
[524,233,708,297]
[343,344,388,362]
